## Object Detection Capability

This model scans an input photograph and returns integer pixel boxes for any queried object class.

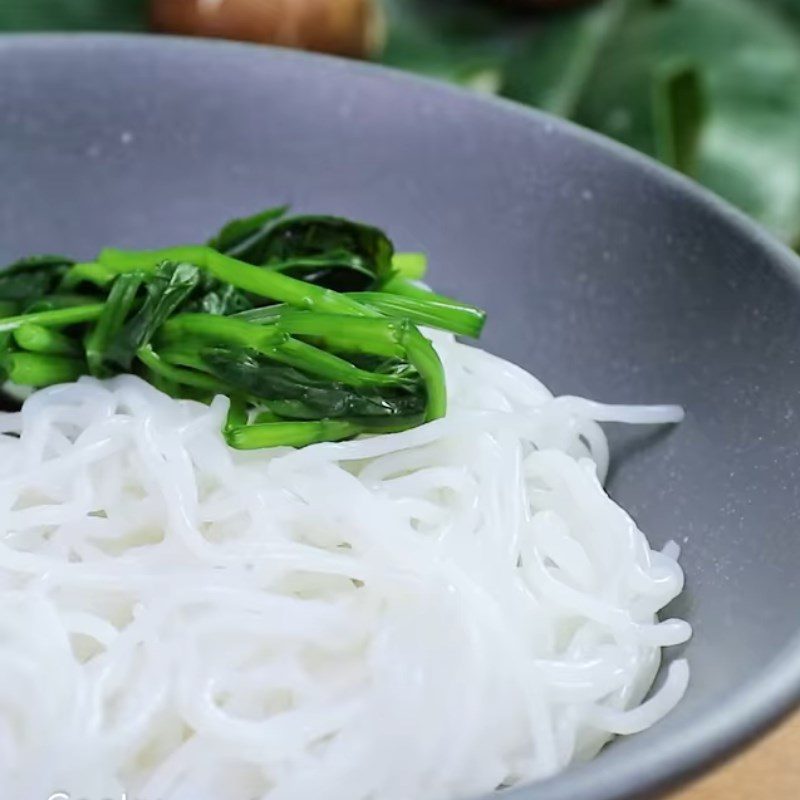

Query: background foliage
[3,0,800,247]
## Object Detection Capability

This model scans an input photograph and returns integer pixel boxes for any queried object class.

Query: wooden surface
[674,709,800,799]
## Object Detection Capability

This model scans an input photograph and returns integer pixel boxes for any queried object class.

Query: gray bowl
[2,34,800,800]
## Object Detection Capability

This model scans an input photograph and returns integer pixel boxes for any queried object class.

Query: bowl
[1,34,800,800]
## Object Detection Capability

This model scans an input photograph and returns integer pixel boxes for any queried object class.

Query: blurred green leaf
[503,0,800,246]
[766,0,800,25]
[381,0,528,90]
[501,0,634,116]
[0,0,145,31]
[653,61,707,175]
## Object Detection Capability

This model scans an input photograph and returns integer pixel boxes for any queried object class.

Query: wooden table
[674,710,800,799]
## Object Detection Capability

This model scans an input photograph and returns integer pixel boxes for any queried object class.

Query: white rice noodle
[0,331,690,800]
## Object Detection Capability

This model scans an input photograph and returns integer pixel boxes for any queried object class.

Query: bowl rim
[2,31,800,800]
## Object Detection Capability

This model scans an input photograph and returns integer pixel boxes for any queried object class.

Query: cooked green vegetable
[0,206,486,449]
[1,352,84,387]
[210,207,396,292]
[12,324,81,356]
[0,255,75,306]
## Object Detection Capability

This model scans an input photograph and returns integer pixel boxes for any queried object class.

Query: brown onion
[149,0,385,59]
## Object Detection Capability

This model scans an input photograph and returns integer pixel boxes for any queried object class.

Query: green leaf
[766,0,800,25]
[104,261,201,371]
[502,0,636,117]
[242,215,396,292]
[0,0,145,30]
[136,344,226,395]
[193,280,254,316]
[85,272,143,377]
[502,0,800,245]
[202,348,426,419]
[381,0,524,88]
[207,205,289,259]
[157,208,396,313]
[653,61,707,175]
[0,256,74,304]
